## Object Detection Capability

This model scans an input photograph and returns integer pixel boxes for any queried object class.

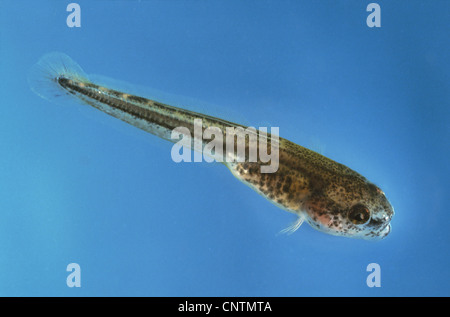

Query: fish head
[303,180,394,240]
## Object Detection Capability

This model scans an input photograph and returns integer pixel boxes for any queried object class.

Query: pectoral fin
[279,216,304,235]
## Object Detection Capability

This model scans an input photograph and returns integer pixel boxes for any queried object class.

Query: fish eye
[348,204,370,225]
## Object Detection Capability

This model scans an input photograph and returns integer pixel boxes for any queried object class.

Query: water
[0,0,448,296]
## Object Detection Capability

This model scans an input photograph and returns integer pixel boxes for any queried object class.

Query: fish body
[29,52,394,240]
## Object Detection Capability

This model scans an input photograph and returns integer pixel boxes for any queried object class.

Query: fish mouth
[367,206,393,239]
[370,222,391,240]
[379,223,391,238]
[377,207,394,239]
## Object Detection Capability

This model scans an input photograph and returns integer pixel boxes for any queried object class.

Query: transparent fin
[28,52,90,104]
[279,216,304,235]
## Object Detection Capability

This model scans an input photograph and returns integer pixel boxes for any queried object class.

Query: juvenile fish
[28,52,394,240]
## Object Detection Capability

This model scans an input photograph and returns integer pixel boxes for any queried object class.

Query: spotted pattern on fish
[29,52,394,240]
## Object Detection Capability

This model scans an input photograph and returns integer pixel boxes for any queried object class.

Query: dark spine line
[58,77,195,133]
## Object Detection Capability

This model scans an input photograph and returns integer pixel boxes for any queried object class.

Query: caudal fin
[28,52,90,104]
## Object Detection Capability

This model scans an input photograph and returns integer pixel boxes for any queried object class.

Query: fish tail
[28,52,90,104]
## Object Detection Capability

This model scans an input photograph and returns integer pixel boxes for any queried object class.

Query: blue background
[0,0,448,296]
